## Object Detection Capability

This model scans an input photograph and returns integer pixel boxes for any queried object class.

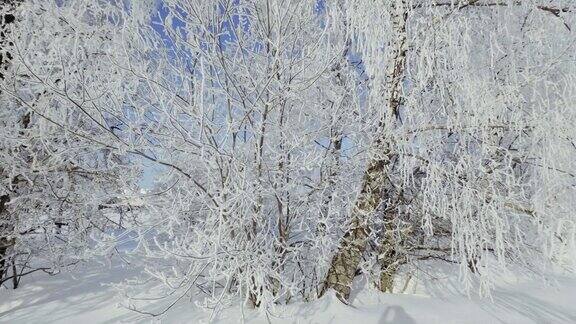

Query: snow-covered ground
[1,261,575,323]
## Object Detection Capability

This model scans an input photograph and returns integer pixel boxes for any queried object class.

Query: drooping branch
[414,1,573,30]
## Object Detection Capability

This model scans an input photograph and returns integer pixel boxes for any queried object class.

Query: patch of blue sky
[138,0,373,189]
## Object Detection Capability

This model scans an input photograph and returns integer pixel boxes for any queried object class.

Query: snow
[2,261,575,323]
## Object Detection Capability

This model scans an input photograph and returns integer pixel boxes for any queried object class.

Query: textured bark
[0,235,10,281]
[377,211,401,293]
[323,153,394,300]
[322,0,408,301]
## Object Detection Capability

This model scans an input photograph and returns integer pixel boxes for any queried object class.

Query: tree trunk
[0,194,10,282]
[0,243,7,281]
[322,153,395,300]
[0,194,15,284]
[322,0,408,301]
[11,262,18,289]
[377,208,403,293]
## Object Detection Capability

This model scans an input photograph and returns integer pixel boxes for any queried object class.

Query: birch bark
[323,0,408,300]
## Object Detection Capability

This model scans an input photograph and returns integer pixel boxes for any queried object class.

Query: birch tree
[324,0,576,300]
[0,0,21,284]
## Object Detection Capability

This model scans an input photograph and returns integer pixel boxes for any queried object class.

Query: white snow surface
[1,261,575,324]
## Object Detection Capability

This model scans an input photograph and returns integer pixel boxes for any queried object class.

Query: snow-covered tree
[0,0,147,286]
[110,0,367,311]
[324,0,576,300]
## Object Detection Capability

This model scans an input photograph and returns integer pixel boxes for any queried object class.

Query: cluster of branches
[1,0,575,318]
